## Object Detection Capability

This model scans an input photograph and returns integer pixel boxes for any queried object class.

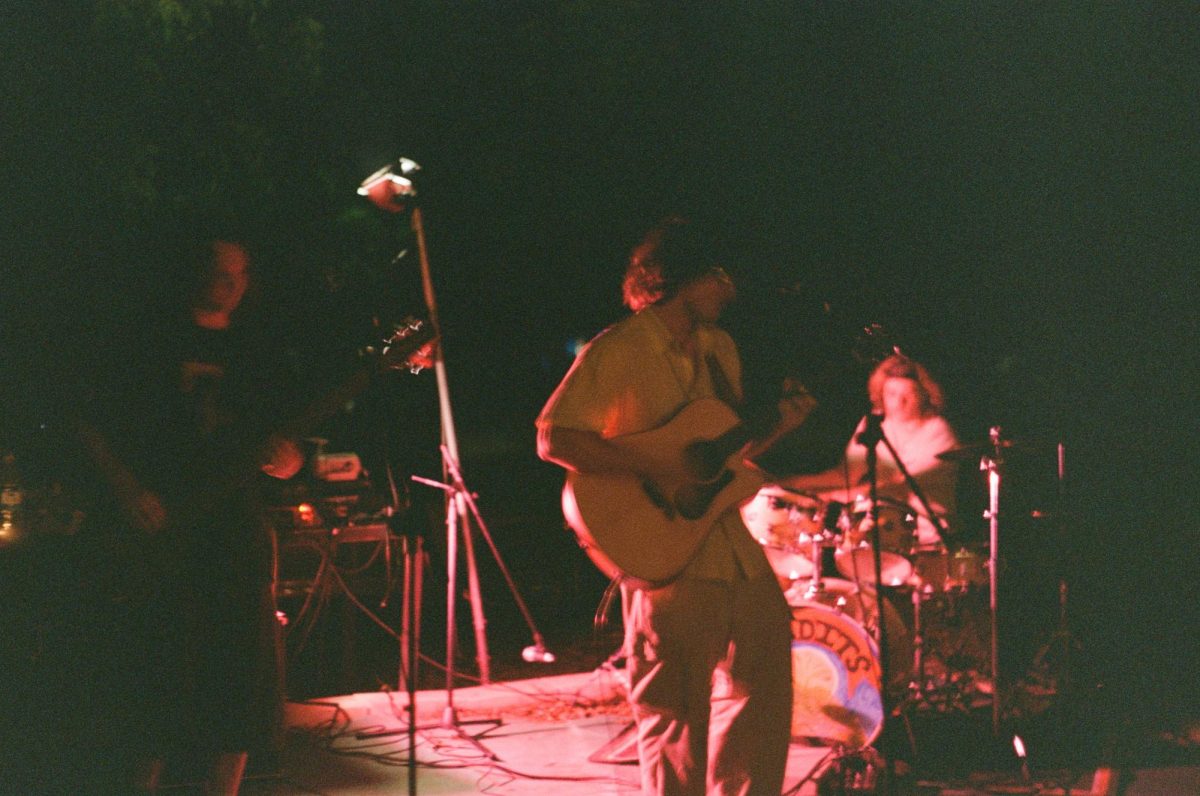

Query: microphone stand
[856,414,898,795]
[353,164,555,773]
[856,413,954,790]
[399,531,423,794]
[437,446,555,667]
[869,418,955,749]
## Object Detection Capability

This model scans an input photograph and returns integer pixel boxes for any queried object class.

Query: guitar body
[562,398,767,587]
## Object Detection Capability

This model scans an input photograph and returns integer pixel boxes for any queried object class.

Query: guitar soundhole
[684,438,727,482]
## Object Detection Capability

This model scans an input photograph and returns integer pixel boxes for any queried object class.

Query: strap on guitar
[704,352,739,408]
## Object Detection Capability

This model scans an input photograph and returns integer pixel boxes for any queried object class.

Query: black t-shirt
[82,311,290,554]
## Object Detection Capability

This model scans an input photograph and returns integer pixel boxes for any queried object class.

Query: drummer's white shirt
[843,414,960,545]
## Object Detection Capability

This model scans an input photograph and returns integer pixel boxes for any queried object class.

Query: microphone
[856,413,884,448]
[522,643,556,664]
[357,157,421,213]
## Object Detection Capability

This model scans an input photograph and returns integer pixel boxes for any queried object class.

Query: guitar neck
[690,399,807,480]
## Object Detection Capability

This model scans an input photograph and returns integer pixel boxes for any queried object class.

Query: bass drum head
[788,602,883,748]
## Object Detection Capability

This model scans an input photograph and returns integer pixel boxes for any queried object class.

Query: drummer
[780,353,960,551]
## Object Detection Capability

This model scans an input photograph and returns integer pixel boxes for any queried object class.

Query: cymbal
[937,438,1050,461]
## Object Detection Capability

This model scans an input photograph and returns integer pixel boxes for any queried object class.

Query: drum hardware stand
[979,425,1006,738]
[793,500,844,605]
[1022,442,1081,714]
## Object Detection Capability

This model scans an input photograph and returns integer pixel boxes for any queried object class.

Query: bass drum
[785,577,877,628]
[787,578,913,687]
[788,601,884,748]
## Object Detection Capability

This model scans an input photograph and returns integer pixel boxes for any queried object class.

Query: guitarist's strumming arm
[538,425,666,482]
[76,419,304,535]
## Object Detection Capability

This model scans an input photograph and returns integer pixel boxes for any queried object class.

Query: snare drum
[788,602,883,747]
[835,496,917,587]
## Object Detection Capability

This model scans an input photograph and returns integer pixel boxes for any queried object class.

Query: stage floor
[258,668,847,795]
[217,668,1200,796]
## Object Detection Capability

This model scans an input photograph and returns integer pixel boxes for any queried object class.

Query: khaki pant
[623,573,792,795]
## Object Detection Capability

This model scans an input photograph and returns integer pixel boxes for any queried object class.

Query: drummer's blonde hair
[867,354,945,417]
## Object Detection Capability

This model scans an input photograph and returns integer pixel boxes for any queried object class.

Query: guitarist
[77,237,303,794]
[537,217,792,795]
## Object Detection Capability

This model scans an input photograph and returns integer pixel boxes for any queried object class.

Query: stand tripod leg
[911,586,925,696]
[456,492,491,684]
[437,487,500,759]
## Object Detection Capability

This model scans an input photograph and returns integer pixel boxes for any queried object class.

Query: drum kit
[742,426,1066,751]
[741,483,994,748]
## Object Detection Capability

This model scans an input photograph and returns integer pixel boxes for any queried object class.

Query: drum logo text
[791,615,875,674]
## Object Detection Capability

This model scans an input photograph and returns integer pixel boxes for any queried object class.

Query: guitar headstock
[378,317,438,374]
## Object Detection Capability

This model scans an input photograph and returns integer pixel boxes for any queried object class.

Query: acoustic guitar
[562,394,813,587]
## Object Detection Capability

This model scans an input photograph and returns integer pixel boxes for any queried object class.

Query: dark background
[2,0,1196,755]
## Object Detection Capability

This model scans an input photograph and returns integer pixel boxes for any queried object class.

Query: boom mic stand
[872,424,953,714]
[409,468,502,759]
[355,158,555,769]
[359,157,493,674]
[857,413,898,795]
[855,413,957,791]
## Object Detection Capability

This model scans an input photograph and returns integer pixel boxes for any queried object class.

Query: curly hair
[621,216,719,311]
[866,353,945,417]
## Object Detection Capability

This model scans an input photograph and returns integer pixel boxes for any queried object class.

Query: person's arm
[75,418,168,533]
[779,459,864,496]
[537,425,664,481]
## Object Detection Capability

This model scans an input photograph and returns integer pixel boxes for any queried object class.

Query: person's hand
[259,435,304,480]
[778,378,817,431]
[122,488,168,534]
